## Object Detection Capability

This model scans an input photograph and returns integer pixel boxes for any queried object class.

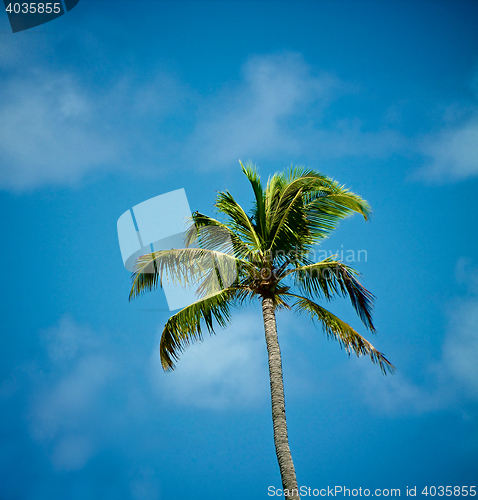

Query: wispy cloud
[0,66,192,191]
[0,71,119,191]
[5,44,476,190]
[0,310,270,476]
[188,52,403,168]
[355,258,478,415]
[415,119,478,182]
[50,434,95,471]
[442,258,478,398]
[186,52,336,166]
[0,50,405,191]
[413,76,478,182]
[442,298,478,397]
[129,468,161,500]
[151,312,269,410]
[27,317,116,469]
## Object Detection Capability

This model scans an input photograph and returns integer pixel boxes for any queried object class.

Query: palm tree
[129,162,394,499]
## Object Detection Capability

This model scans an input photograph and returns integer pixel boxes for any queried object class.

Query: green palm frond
[289,294,394,374]
[215,190,264,253]
[283,259,375,331]
[129,248,247,301]
[303,184,371,242]
[259,167,371,258]
[276,165,370,220]
[160,287,239,370]
[240,161,267,240]
[184,212,257,262]
[267,186,310,256]
[194,251,258,299]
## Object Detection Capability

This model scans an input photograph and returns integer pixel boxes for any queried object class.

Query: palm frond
[283,259,375,331]
[129,248,247,301]
[289,294,394,374]
[160,287,239,370]
[240,160,267,241]
[184,212,257,263]
[263,168,371,256]
[267,186,309,256]
[215,190,264,253]
[303,183,371,241]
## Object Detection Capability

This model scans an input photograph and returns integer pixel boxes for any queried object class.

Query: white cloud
[31,354,114,441]
[443,302,478,397]
[187,53,333,165]
[129,468,161,500]
[357,368,445,416]
[188,52,403,168]
[456,256,478,295]
[0,71,120,191]
[414,73,478,182]
[0,67,190,191]
[26,316,118,470]
[19,311,270,473]
[8,45,478,190]
[50,435,95,471]
[152,312,269,410]
[415,120,478,181]
[150,308,327,411]
[41,314,99,363]
[0,51,406,191]
[355,258,478,415]
[442,259,478,398]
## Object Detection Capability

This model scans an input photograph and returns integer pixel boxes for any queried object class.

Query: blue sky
[1,1,478,498]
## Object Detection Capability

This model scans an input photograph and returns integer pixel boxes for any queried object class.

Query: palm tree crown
[129,162,394,499]
[130,162,394,374]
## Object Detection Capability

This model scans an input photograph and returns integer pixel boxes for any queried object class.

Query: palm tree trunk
[262,297,300,499]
